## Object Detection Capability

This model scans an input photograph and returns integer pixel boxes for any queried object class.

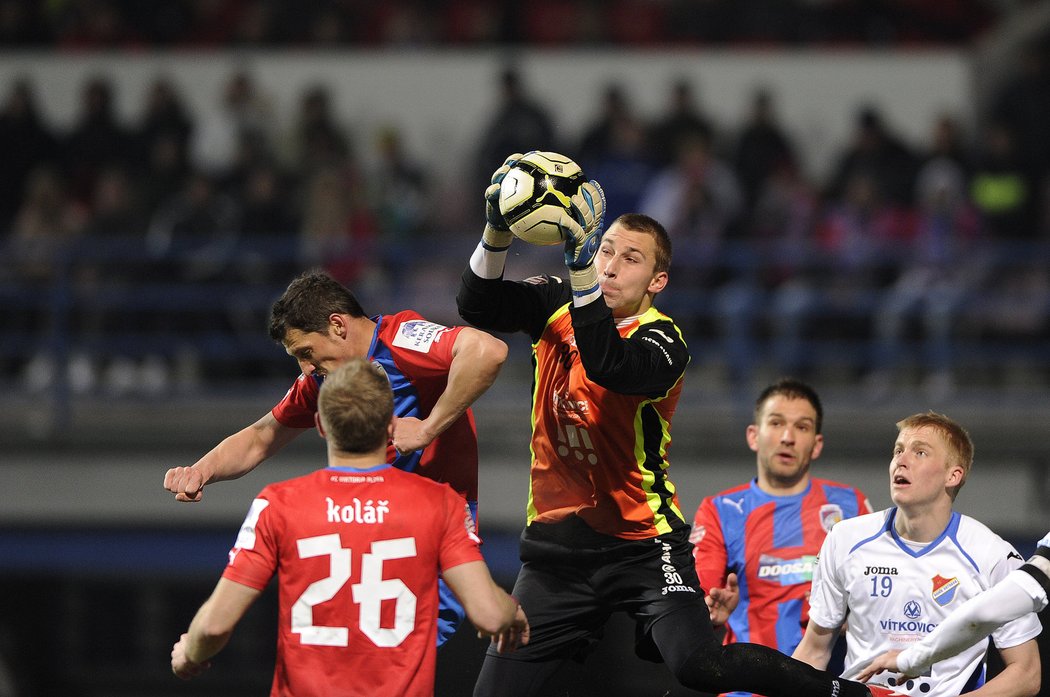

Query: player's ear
[315,413,327,439]
[811,434,825,460]
[387,415,397,442]
[745,424,760,452]
[647,271,668,295]
[330,313,347,339]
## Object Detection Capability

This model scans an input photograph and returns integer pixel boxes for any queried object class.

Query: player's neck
[610,296,652,320]
[327,445,389,471]
[346,314,378,356]
[756,473,809,497]
[893,502,953,543]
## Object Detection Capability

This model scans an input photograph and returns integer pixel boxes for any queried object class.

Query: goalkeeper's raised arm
[472,152,522,279]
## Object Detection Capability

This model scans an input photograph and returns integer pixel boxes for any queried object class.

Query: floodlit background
[2,1,1050,695]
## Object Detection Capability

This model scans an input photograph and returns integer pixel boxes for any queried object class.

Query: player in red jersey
[691,378,872,697]
[163,270,508,644]
[170,358,528,696]
[458,154,884,697]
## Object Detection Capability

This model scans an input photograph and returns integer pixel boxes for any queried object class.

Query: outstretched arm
[443,560,529,654]
[392,327,508,455]
[857,566,1048,682]
[171,578,262,679]
[163,412,307,502]
[962,639,1040,697]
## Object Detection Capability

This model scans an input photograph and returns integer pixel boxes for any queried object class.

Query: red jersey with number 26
[222,464,482,697]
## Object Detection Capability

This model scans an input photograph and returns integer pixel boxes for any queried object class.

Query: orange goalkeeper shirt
[458,270,691,540]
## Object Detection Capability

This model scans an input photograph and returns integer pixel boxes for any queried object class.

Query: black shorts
[498,516,709,662]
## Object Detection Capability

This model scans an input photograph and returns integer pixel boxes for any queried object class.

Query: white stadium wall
[0,48,972,183]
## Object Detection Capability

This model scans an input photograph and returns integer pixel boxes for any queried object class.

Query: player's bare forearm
[446,327,507,413]
[205,413,302,478]
[164,414,304,502]
[396,328,507,454]
[445,561,526,650]
[963,665,1039,697]
[174,578,261,677]
[489,605,530,654]
[961,641,1040,697]
[791,621,838,670]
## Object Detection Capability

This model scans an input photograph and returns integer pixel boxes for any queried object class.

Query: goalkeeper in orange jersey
[457,153,892,697]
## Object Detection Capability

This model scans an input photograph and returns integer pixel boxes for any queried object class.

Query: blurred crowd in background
[0,0,1008,49]
[2,0,1050,403]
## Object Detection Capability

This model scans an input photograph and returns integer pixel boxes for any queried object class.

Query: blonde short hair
[896,411,974,501]
[317,358,393,453]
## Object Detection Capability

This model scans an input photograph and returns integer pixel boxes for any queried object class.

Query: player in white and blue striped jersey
[792,412,1041,697]
[857,529,1050,686]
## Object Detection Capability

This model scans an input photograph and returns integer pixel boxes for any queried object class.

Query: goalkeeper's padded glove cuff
[569,264,601,307]
[482,223,514,252]
[471,225,511,280]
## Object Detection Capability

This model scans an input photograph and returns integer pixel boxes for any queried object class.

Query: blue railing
[4,234,1050,425]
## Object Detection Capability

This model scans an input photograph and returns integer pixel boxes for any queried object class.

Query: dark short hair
[754,377,823,433]
[318,358,393,453]
[268,270,367,343]
[611,213,672,273]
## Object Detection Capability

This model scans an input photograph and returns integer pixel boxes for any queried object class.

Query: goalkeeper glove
[482,153,523,252]
[561,180,606,270]
[559,180,606,302]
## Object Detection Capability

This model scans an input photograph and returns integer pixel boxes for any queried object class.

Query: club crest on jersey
[931,574,960,606]
[392,320,449,353]
[819,504,844,533]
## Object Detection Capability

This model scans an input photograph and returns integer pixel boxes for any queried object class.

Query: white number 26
[291,533,418,648]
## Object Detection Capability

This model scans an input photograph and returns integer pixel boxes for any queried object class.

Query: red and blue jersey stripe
[693,477,871,659]
[272,311,478,503]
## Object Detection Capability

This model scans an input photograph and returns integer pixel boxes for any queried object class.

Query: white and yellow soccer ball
[497,151,586,246]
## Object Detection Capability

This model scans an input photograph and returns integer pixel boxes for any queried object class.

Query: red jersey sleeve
[383,311,464,379]
[222,494,281,591]
[271,374,320,429]
[437,486,484,574]
[691,496,728,594]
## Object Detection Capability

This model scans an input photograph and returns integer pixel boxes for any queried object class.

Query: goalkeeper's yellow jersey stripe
[524,303,686,540]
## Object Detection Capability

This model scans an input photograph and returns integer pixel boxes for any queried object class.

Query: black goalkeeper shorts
[494,516,709,663]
